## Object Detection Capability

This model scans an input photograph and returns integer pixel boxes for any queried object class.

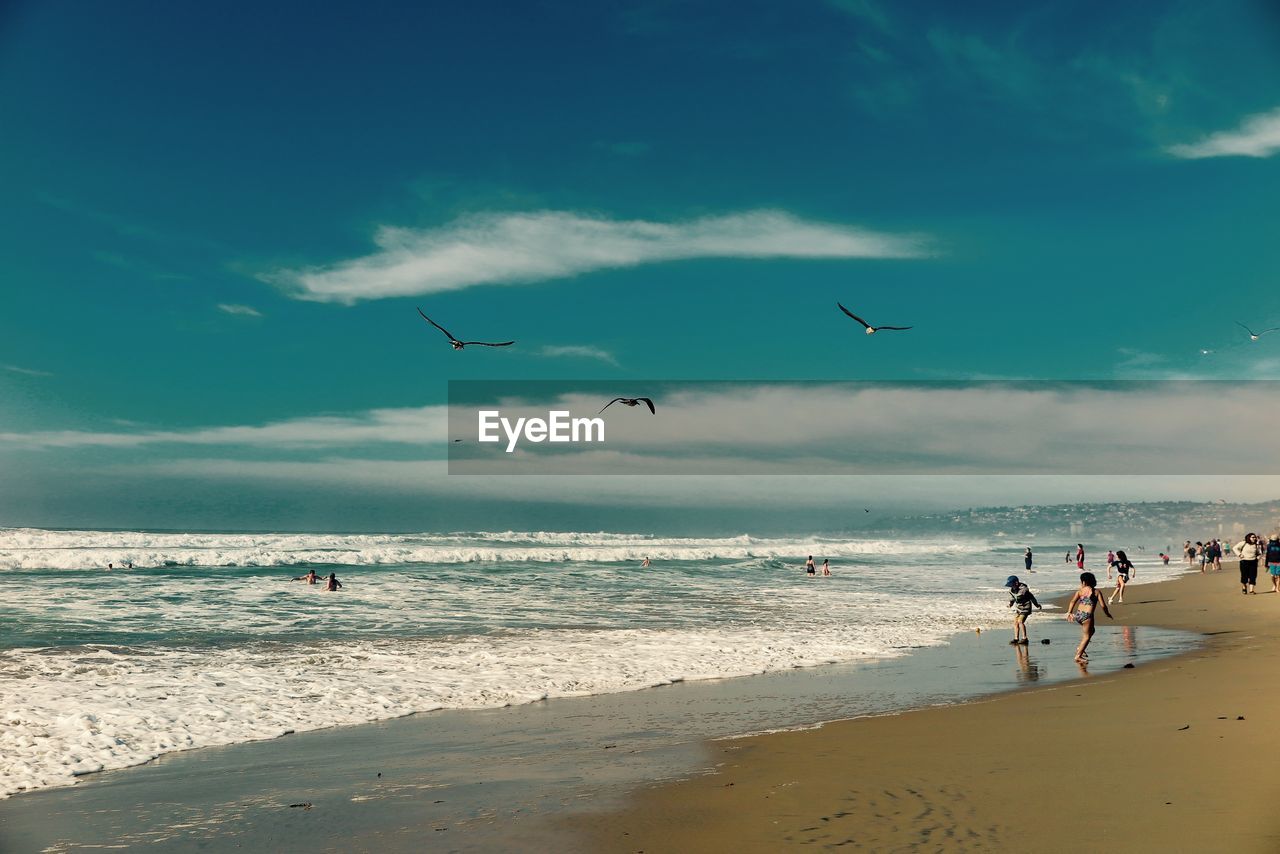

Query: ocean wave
[0,528,988,570]
[0,602,997,799]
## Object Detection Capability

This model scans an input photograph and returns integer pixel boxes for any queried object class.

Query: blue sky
[2,0,1279,530]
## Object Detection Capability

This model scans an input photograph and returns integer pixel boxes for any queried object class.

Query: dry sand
[572,566,1280,852]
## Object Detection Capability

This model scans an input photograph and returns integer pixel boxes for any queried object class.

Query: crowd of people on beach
[1183,534,1280,594]
[1014,532,1280,664]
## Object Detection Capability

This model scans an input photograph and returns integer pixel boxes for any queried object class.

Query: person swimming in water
[325,572,342,591]
[1065,571,1112,663]
[292,569,319,585]
[641,556,651,568]
[822,559,831,576]
[805,555,816,575]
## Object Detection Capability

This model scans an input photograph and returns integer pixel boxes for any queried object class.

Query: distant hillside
[899,500,1280,543]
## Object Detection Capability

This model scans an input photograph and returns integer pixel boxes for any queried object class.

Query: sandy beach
[572,564,1280,853]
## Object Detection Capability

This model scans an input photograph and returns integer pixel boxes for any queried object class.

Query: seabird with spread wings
[599,397,656,414]
[417,307,514,350]
[838,302,912,335]
[1236,321,1279,342]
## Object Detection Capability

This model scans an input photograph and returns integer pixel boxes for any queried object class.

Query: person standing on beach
[1212,539,1224,571]
[1184,540,1193,565]
[1065,571,1111,663]
[1105,550,1116,579]
[1234,533,1262,595]
[1024,547,1033,571]
[1266,535,1280,594]
[805,555,816,575]
[1004,575,1042,644]
[1076,543,1085,570]
[1108,550,1135,605]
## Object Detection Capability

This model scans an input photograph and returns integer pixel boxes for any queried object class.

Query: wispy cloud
[536,345,619,366]
[217,303,263,318]
[1167,106,1280,159]
[2,364,53,378]
[264,210,929,304]
[0,407,446,450]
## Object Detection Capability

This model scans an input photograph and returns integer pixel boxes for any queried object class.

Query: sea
[0,527,1192,802]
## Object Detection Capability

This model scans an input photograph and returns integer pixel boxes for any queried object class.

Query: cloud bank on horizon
[264,210,930,303]
[1167,105,1280,159]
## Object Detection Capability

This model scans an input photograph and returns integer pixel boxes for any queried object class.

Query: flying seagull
[838,302,912,335]
[599,397,656,414]
[1236,321,1279,342]
[417,307,514,350]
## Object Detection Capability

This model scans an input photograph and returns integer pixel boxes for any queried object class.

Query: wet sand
[571,565,1280,852]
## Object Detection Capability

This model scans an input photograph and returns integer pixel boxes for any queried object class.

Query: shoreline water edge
[0,532,1214,852]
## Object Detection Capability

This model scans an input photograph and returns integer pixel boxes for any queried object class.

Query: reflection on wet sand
[1013,644,1041,682]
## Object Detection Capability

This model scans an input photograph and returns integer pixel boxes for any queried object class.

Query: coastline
[0,561,1199,852]
[569,564,1280,852]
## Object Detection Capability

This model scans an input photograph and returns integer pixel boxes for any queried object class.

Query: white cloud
[0,406,447,450]
[1167,106,1280,159]
[2,364,53,377]
[263,210,929,304]
[446,383,1280,475]
[536,345,619,366]
[217,303,263,317]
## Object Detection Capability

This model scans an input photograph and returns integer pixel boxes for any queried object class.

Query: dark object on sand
[1123,663,1135,669]
[1237,715,1246,721]
[288,802,312,810]
[837,302,913,334]
[1178,725,1190,731]
[1040,638,1051,644]
[417,307,515,350]
[599,397,656,414]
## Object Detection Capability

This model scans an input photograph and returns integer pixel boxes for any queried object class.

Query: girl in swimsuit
[1065,571,1112,663]
[1108,550,1134,605]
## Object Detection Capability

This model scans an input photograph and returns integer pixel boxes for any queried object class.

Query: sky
[1,0,1279,532]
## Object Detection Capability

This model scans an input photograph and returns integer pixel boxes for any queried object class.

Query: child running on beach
[1004,575,1042,644]
[1108,550,1134,605]
[1065,572,1112,663]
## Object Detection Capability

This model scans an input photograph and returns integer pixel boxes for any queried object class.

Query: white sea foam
[0,528,986,570]
[0,606,994,798]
